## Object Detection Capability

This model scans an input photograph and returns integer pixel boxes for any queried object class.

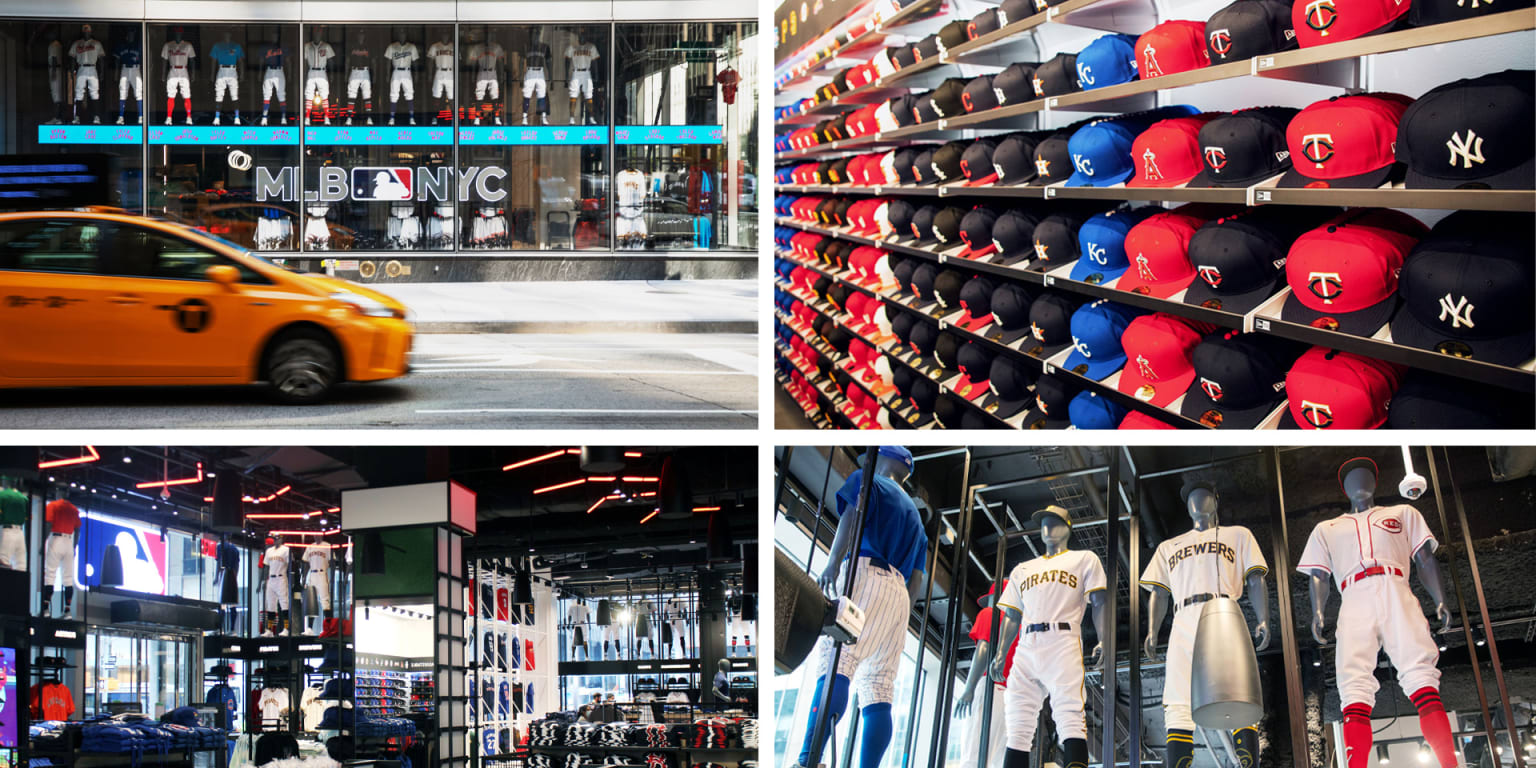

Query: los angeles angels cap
[993,62,1042,105]
[990,282,1036,331]
[1182,205,1339,312]
[931,141,967,183]
[933,268,967,309]
[1031,210,1090,268]
[1293,0,1408,48]
[1115,204,1230,297]
[992,133,1043,185]
[963,75,1000,113]
[910,262,941,299]
[956,275,998,330]
[1386,370,1535,429]
[1117,313,1217,406]
[933,206,967,247]
[1390,210,1535,367]
[1127,113,1222,187]
[1136,20,1211,78]
[1076,34,1140,90]
[991,208,1042,262]
[1026,292,1081,356]
[1206,0,1298,62]
[1279,93,1413,188]
[953,342,999,400]
[1066,106,1200,187]
[1280,207,1427,336]
[1069,390,1128,429]
[1179,331,1305,429]
[1063,299,1145,379]
[1033,373,1080,428]
[910,205,940,241]
[1190,106,1298,187]
[1071,205,1165,284]
[969,6,1003,38]
[912,148,941,184]
[931,78,969,119]
[937,20,971,55]
[961,138,1000,185]
[1398,70,1534,190]
[959,207,1000,257]
[1036,53,1082,97]
[989,355,1038,417]
[1282,346,1404,429]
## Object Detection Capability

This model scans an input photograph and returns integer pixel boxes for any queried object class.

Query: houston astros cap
[1032,131,1077,186]
[1036,53,1082,97]
[991,209,1042,262]
[912,148,941,185]
[1063,299,1144,379]
[1390,210,1535,367]
[910,262,941,300]
[937,20,970,55]
[932,141,967,183]
[988,356,1037,416]
[910,205,940,241]
[1116,313,1216,406]
[1027,293,1081,356]
[1398,70,1534,190]
[963,75,1000,114]
[1282,347,1404,429]
[990,282,1035,331]
[1071,205,1164,284]
[993,133,1043,185]
[1076,34,1140,90]
[1069,391,1128,429]
[1279,93,1413,188]
[910,319,940,357]
[931,78,969,119]
[1280,208,1428,336]
[1136,20,1211,79]
[1191,106,1297,186]
[956,275,998,330]
[913,93,940,124]
[1386,369,1535,429]
[933,206,967,247]
[933,268,967,309]
[1127,113,1221,187]
[1116,204,1230,297]
[1030,504,1072,527]
[1066,106,1200,187]
[954,342,999,400]
[1033,373,1080,428]
[1207,0,1298,61]
[1031,210,1089,268]
[960,207,1000,257]
[1182,205,1339,312]
[1180,331,1306,429]
[970,6,1003,38]
[994,62,1042,105]
[961,138,1000,185]
[933,330,964,373]
[1293,0,1408,48]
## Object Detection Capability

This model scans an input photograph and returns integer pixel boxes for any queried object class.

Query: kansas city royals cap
[933,330,964,373]
[909,319,940,356]
[1036,53,1082,97]
[1390,210,1535,367]
[953,342,998,400]
[1032,373,1080,428]
[1397,70,1535,190]
[1279,93,1413,188]
[931,141,967,183]
[931,78,969,119]
[912,149,941,185]
[1190,106,1298,187]
[933,268,967,309]
[990,282,1035,330]
[1386,369,1535,429]
[1206,0,1298,62]
[1282,347,1404,429]
[1029,504,1073,527]
[961,138,1000,185]
[887,200,917,236]
[1026,292,1081,356]
[1280,208,1428,336]
[1076,34,1140,91]
[910,262,940,300]
[993,133,1043,185]
[963,75,999,114]
[1068,390,1128,429]
[993,62,1042,106]
[1135,20,1211,79]
[1182,205,1338,313]
[991,209,1041,262]
[910,205,940,241]
[1070,205,1164,284]
[1180,330,1308,429]
[933,206,967,247]
[937,20,970,54]
[1116,204,1231,298]
[956,275,998,330]
[960,207,1000,257]
[1116,312,1216,406]
[989,355,1038,416]
[1127,113,1221,187]
[1031,210,1088,268]
[1293,0,1409,48]
[970,7,1003,38]
[1063,299,1144,379]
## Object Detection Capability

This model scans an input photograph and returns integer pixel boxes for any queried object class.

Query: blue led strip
[37,125,144,145]
[304,126,454,146]
[457,126,608,145]
[146,126,301,145]
[614,125,725,144]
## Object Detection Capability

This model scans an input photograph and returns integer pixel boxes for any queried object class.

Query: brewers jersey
[1140,525,1267,602]
[998,549,1107,622]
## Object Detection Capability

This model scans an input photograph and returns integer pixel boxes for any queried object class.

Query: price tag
[1044,362,1056,374]
[1256,190,1272,202]
[1043,275,1055,286]
[1047,98,1058,108]
[1255,319,1271,331]
[938,253,947,263]
[939,119,948,129]
[1045,188,1056,198]
[1258,56,1275,68]
[873,186,883,195]
[939,186,949,196]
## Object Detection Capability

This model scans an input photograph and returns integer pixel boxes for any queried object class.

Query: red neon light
[274,486,291,496]
[637,491,657,498]
[267,528,342,537]
[503,449,571,471]
[246,513,307,519]
[624,452,643,458]
[639,508,660,524]
[533,478,585,495]
[622,476,660,483]
[692,506,721,512]
[586,497,608,515]
[136,462,204,489]
[39,446,100,469]
[587,476,617,482]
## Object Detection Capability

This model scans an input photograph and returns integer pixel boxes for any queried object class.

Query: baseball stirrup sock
[860,703,893,768]
[1166,729,1195,768]
[1410,688,1457,768]
[1231,726,1258,768]
[1342,703,1373,768]
[1060,737,1087,768]
[797,674,850,767]
[1002,748,1030,768]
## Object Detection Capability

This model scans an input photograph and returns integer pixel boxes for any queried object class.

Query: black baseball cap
[887,200,917,234]
[910,262,941,299]
[889,94,919,127]
[969,7,1003,39]
[1390,210,1535,367]
[832,198,855,225]
[933,206,967,247]
[961,138,1000,185]
[912,149,940,184]
[1182,205,1338,313]
[931,78,969,119]
[892,365,916,404]
[993,133,1043,185]
[891,311,918,345]
[1386,370,1535,429]
[823,326,852,355]
[890,148,919,182]
[933,393,966,428]
[1033,373,1079,428]
[910,377,940,414]
[827,156,852,184]
[1001,0,1048,24]
[1411,0,1531,25]
[931,141,967,183]
[1397,70,1534,190]
[910,205,940,241]
[914,35,941,63]
[988,354,1038,418]
[910,320,939,356]
[954,342,998,400]
[1030,210,1088,268]
[891,44,918,70]
[1026,292,1080,355]
[892,257,918,295]
[990,282,1035,330]
[960,207,1000,257]
[811,275,832,302]
[1179,331,1305,429]
[991,209,1041,262]
[994,62,1041,106]
[933,331,964,372]
[1190,106,1298,187]
[1035,53,1081,97]
[937,20,970,54]
[956,275,997,330]
[1205,0,1298,62]
[1031,123,1092,186]
[963,75,999,114]
[933,268,967,309]
[827,282,850,311]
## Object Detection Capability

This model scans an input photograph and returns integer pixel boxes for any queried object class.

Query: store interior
[773,445,1536,768]
[0,446,757,768]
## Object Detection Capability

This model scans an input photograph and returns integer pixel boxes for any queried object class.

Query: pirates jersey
[263,544,291,576]
[997,549,1106,623]
[161,40,195,69]
[385,41,419,70]
[348,45,371,68]
[70,38,105,66]
[616,169,647,207]
[303,544,330,572]
[257,686,289,721]
[427,41,454,69]
[565,42,599,69]
[303,41,336,71]
[1140,525,1267,601]
[1297,506,1437,589]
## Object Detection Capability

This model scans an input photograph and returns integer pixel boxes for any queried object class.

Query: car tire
[264,328,341,405]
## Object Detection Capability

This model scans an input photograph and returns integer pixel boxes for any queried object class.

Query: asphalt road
[0,333,758,429]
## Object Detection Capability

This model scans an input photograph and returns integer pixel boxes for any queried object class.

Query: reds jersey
[1140,526,1267,601]
[303,41,336,70]
[1296,505,1437,589]
[45,499,80,535]
[565,42,599,69]
[303,544,330,572]
[427,41,454,69]
[385,41,419,70]
[70,39,105,66]
[161,40,196,69]
[998,549,1107,623]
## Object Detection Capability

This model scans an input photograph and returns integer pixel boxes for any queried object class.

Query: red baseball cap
[845,291,870,323]
[1293,0,1407,48]
[1279,93,1413,188]
[1280,208,1427,336]
[1115,204,1228,298]
[1127,114,1221,187]
[1115,313,1215,407]
[1135,20,1210,78]
[1119,410,1179,429]
[1284,346,1404,429]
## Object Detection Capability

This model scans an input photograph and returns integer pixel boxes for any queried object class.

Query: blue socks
[859,702,893,768]
[797,674,850,767]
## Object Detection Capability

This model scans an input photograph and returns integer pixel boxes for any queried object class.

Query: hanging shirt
[207,683,240,728]
[615,169,647,207]
[716,67,740,105]
[69,38,106,66]
[257,686,290,723]
[303,41,336,71]
[300,685,326,730]
[32,681,74,720]
[565,42,599,70]
[385,41,419,70]
[161,40,196,70]
[0,488,27,526]
[45,499,80,535]
[566,601,591,625]
[116,44,142,69]
[210,41,244,67]
[427,41,454,70]
[260,44,285,69]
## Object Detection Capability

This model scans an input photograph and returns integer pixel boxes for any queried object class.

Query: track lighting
[1418,744,1431,763]
[1378,745,1390,765]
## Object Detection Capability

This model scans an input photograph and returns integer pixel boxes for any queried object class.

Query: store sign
[37,125,144,145]
[615,125,725,144]
[459,126,607,145]
[257,165,507,203]
[148,126,300,146]
[306,126,452,146]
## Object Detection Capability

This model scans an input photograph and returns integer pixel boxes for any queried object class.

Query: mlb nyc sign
[256,165,509,203]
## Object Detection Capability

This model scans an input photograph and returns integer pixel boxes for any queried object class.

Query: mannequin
[1298,458,1456,768]
[68,24,107,125]
[388,203,421,247]
[470,31,505,126]
[304,204,332,250]
[215,536,240,632]
[989,506,1107,768]
[711,658,733,701]
[115,29,143,125]
[260,535,292,637]
[952,587,1009,768]
[47,30,66,124]
[634,598,654,658]
[301,26,336,125]
[302,542,331,635]
[426,32,454,125]
[564,36,598,125]
[428,203,456,247]
[520,32,549,125]
[0,480,26,571]
[567,597,591,660]
[161,26,195,126]
[792,446,926,768]
[258,39,287,125]
[210,30,244,126]
[42,497,80,618]
[384,29,419,126]
[344,32,373,126]
[1142,482,1269,768]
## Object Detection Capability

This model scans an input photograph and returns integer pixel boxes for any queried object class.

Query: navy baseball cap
[1397,70,1534,190]
[1206,0,1299,62]
[1386,370,1535,429]
[1179,331,1306,429]
[991,208,1041,262]
[887,200,917,235]
[1063,299,1144,379]
[961,138,1000,185]
[956,275,998,330]
[1183,206,1339,312]
[1411,0,1531,25]
[910,377,940,414]
[1031,210,1088,268]
[963,75,999,114]
[937,20,970,55]
[1026,292,1082,356]
[953,342,998,400]
[1068,390,1128,429]
[932,141,967,183]
[993,133,1043,185]
[1190,106,1298,187]
[989,282,1035,330]
[913,93,940,124]
[1075,34,1139,90]
[1070,206,1163,284]
[931,78,969,119]
[969,7,1003,38]
[1036,53,1081,97]
[960,207,1000,257]
[891,310,918,345]
[994,62,1042,106]
[989,355,1038,418]
[910,262,940,300]
[891,44,918,70]
[890,148,918,183]
[1000,0,1046,24]
[909,320,939,356]
[910,205,940,241]
[933,393,967,428]
[1032,373,1079,428]
[889,94,919,127]
[912,148,941,185]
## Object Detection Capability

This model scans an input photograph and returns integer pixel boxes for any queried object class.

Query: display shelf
[775,304,917,427]
[784,58,951,121]
[776,0,948,85]
[777,121,955,159]
[1251,184,1536,213]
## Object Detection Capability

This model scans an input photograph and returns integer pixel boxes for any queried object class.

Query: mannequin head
[872,446,913,484]
[397,28,408,44]
[81,23,92,39]
[1181,481,1219,530]
[1339,457,1378,511]
[312,26,325,43]
[1031,505,1071,552]
[223,31,234,43]
[977,584,997,609]
[717,658,730,675]
[173,26,183,42]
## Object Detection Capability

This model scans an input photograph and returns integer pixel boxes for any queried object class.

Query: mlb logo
[352,167,413,201]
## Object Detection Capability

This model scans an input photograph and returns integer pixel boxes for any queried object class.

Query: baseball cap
[1206,0,1298,62]
[1115,204,1230,297]
[992,133,1043,185]
[1116,313,1216,406]
[1026,293,1081,356]
[1282,346,1404,429]
[989,282,1035,329]
[1190,106,1298,187]
[1063,299,1145,379]
[933,392,968,428]
[1077,34,1140,90]
[961,138,1000,185]
[937,20,970,55]
[1412,0,1532,24]
[931,78,969,119]
[889,148,918,183]
[960,207,1000,257]
[910,377,940,414]
[933,268,967,309]
[956,275,998,330]
[1070,205,1164,284]
[969,7,1003,38]
[1279,208,1427,336]
[887,200,917,236]
[891,44,918,70]
[1031,117,1100,186]
[1182,205,1339,313]
[933,206,967,247]
[913,93,940,124]
[909,320,939,357]
[993,62,1042,105]
[1278,93,1413,188]
[933,331,964,374]
[1069,390,1128,429]
[963,75,1000,114]
[912,148,941,185]
[989,355,1037,418]
[891,310,918,346]
[1127,113,1222,187]
[910,262,940,300]
[1386,370,1535,429]
[1293,0,1408,48]
[890,94,919,127]
[910,205,940,241]
[1397,70,1534,190]
[1036,53,1081,97]
[1121,410,1179,428]
[1180,331,1305,429]
[1136,20,1210,78]
[1033,373,1080,428]
[914,35,942,62]
[1030,504,1072,527]
[1031,209,1090,268]
[1066,106,1200,187]
[953,342,999,400]
[932,141,967,183]
[1000,0,1047,24]
[1390,210,1535,367]
[991,209,1041,262]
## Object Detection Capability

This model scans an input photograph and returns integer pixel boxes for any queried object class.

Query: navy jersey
[836,469,928,581]
[117,45,141,68]
[260,45,284,69]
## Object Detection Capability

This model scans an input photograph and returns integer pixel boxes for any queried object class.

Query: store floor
[380,279,757,334]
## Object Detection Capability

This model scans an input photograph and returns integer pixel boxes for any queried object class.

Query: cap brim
[1178,381,1284,430]
[1182,275,1283,315]
[1126,172,1198,189]
[965,173,1000,186]
[1277,163,1396,190]
[953,376,992,401]
[961,243,998,260]
[1118,365,1197,408]
[1390,306,1536,368]
[1064,349,1127,380]
[1064,167,1136,188]
[994,171,1039,186]
[1069,262,1130,285]
[1115,272,1197,299]
[955,311,993,332]
[1189,168,1282,188]
[1404,156,1536,190]
[1280,292,1398,337]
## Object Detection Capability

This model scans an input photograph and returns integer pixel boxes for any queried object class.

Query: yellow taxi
[0,208,412,404]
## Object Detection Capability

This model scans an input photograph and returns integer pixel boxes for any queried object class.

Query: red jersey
[969,607,1019,686]
[31,681,75,720]
[716,67,740,105]
[46,499,80,535]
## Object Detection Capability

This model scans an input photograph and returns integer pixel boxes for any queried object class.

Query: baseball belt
[1180,592,1225,609]
[1024,621,1070,633]
[1342,565,1403,590]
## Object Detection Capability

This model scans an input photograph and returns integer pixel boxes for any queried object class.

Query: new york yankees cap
[1120,410,1179,428]
[931,78,969,119]
[1190,106,1298,186]
[1280,208,1428,336]
[1386,369,1535,429]
[956,275,998,330]
[933,268,967,309]
[912,148,941,185]
[1036,52,1082,97]
[993,133,1043,185]
[1279,93,1413,188]
[937,20,971,55]
[910,205,940,241]
[932,141,967,183]
[933,330,964,373]
[990,282,1035,330]
[1076,33,1141,91]
[1292,0,1408,48]
[1027,292,1081,356]
[1063,299,1146,379]
[1182,205,1339,313]
[953,342,999,400]
[909,318,940,356]
[1116,312,1216,407]
[970,6,1004,38]
[991,208,1042,262]
[933,206,967,247]
[988,355,1037,414]
[1411,0,1532,25]
[910,262,941,300]
[1390,210,1535,367]
[1179,331,1306,429]
[1071,205,1165,284]
[961,137,1000,185]
[1033,373,1080,428]
[1206,0,1298,61]
[963,75,1000,114]
[1397,69,1534,190]
[1116,204,1232,298]
[1031,209,1090,269]
[1281,346,1404,429]
[1069,390,1129,429]
[993,62,1042,105]
[1127,113,1221,187]
[1066,106,1201,187]
[960,207,1000,257]
[1135,20,1211,78]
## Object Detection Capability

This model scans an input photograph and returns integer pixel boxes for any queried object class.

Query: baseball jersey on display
[48,40,63,68]
[567,601,591,625]
[304,41,336,70]
[70,38,105,65]
[999,550,1107,621]
[565,42,599,69]
[348,44,371,68]
[45,499,80,535]
[1296,506,1437,586]
[836,469,929,580]
[386,41,419,69]
[32,681,74,720]
[1140,526,1267,600]
[0,488,27,526]
[116,44,141,68]
[263,544,291,574]
[260,45,285,68]
[258,686,289,721]
[616,170,647,207]
[207,682,239,728]
[211,41,243,66]
[526,46,549,70]
[472,43,505,72]
[304,544,329,572]
[162,40,195,69]
[427,41,454,69]
[716,67,740,104]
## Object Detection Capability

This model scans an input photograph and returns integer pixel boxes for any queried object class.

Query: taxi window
[99,226,272,285]
[0,219,103,273]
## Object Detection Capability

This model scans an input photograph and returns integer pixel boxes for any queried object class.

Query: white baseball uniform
[471,42,504,100]
[302,41,335,102]
[120,66,143,101]
[0,527,24,571]
[43,534,76,588]
[997,549,1107,750]
[1297,506,1441,707]
[615,169,648,238]
[303,544,331,611]
[48,41,64,103]
[810,557,909,704]
[522,47,549,100]
[305,207,331,249]
[1140,526,1267,732]
[426,41,454,98]
[565,42,598,99]
[161,40,196,98]
[384,41,419,101]
[346,45,372,100]
[263,544,292,611]
[257,686,290,722]
[69,38,106,99]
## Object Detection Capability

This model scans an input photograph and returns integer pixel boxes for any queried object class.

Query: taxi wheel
[264,329,341,405]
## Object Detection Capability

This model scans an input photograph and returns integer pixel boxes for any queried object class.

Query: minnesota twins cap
[1027,293,1081,355]
[1135,20,1211,78]
[1030,504,1072,527]
[1281,208,1427,336]
[1033,373,1079,428]
[956,275,998,330]
[960,207,1000,257]
[910,376,940,413]
[1398,70,1534,190]
[914,34,942,62]
[1076,33,1140,90]
[1064,299,1144,379]
[937,20,971,54]
[910,205,940,241]
[1190,106,1298,186]
[934,330,964,373]
[990,282,1035,329]
[912,148,941,185]
[932,141,967,183]
[1127,113,1221,187]
[1293,0,1408,48]
[1282,347,1404,429]
[1279,93,1413,188]
[961,138,1000,185]
[993,133,1043,185]
[953,342,998,400]
[1117,313,1217,406]
[910,319,940,356]
[933,206,967,247]
[1036,53,1082,97]
[1031,210,1088,268]
[1412,0,1531,24]
[994,62,1041,105]
[1390,210,1535,367]
[963,75,999,113]
[989,355,1038,415]
[1386,369,1535,429]
[931,78,969,119]
[1179,331,1305,428]
[1183,205,1338,312]
[910,262,941,299]
[933,268,967,309]
[970,7,1003,38]
[1206,0,1298,62]
[1069,390,1128,429]
[1071,205,1164,284]
[887,199,917,235]
[1116,204,1231,298]
[991,209,1041,262]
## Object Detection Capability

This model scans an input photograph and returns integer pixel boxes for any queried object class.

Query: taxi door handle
[108,294,143,306]
[249,302,273,307]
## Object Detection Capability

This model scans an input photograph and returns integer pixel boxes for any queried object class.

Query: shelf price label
[1043,275,1055,285]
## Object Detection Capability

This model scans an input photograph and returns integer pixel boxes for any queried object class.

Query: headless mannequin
[116,29,143,125]
[211,31,244,126]
[521,33,549,126]
[1144,488,1270,768]
[259,38,287,125]
[565,36,597,125]
[303,26,333,125]
[162,26,194,126]
[41,496,80,618]
[69,24,105,125]
[386,29,418,126]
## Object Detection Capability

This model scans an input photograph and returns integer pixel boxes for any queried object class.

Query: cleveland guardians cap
[1033,373,1079,428]
[1075,34,1140,90]
[993,133,1043,185]
[1066,105,1200,187]
[937,20,970,55]
[989,355,1037,417]
[959,207,1000,257]
[933,206,967,247]
[1127,113,1221,187]
[1280,208,1427,336]
[991,208,1041,262]
[890,94,919,127]
[990,282,1035,330]
[931,78,969,119]
[955,275,998,331]
[910,205,940,241]
[1293,0,1408,48]
[1063,299,1144,379]
[933,268,967,309]
[1279,93,1413,188]
[1115,204,1229,298]
[1070,205,1164,284]
[961,138,1000,185]
[993,62,1042,105]
[1068,391,1128,429]
[1026,293,1081,356]
[1031,210,1090,268]
[1116,312,1216,406]
[910,262,941,299]
[1386,370,1535,429]
[963,75,999,113]
[1036,53,1082,97]
[1390,210,1535,366]
[912,148,940,185]
[970,7,1003,38]
[1397,70,1534,190]
[1180,331,1305,429]
[1207,0,1298,62]
[953,342,999,400]
[1190,106,1298,187]
[1135,20,1210,78]
[1282,347,1404,429]
[1182,205,1338,312]
[932,141,967,183]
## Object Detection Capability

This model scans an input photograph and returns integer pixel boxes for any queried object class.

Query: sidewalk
[379,279,758,333]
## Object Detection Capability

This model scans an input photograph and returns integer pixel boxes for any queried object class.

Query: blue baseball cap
[1070,206,1163,283]
[1063,299,1144,380]
[1066,106,1200,187]
[1068,391,1128,429]
[1075,34,1139,91]
[877,446,915,474]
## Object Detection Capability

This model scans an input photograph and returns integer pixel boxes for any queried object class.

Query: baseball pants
[1162,605,1203,731]
[1005,627,1087,748]
[390,70,414,101]
[522,70,547,99]
[266,574,290,611]
[569,69,593,99]
[119,66,143,100]
[304,217,331,249]
[616,208,646,238]
[431,70,453,99]
[960,684,1007,768]
[262,68,286,101]
[306,569,331,610]
[347,69,371,100]
[811,557,907,704]
[166,69,191,99]
[75,65,100,99]
[43,534,75,588]
[215,67,239,101]
[0,527,25,571]
[303,72,329,102]
[1337,576,1441,706]
[398,216,421,246]
[475,76,499,100]
[51,72,64,102]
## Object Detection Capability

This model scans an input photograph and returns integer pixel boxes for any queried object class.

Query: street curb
[414,321,759,334]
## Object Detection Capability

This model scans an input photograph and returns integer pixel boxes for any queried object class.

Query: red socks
[1342,703,1373,768]
[1411,687,1458,768]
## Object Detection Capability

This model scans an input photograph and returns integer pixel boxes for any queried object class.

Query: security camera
[1399,472,1427,500]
